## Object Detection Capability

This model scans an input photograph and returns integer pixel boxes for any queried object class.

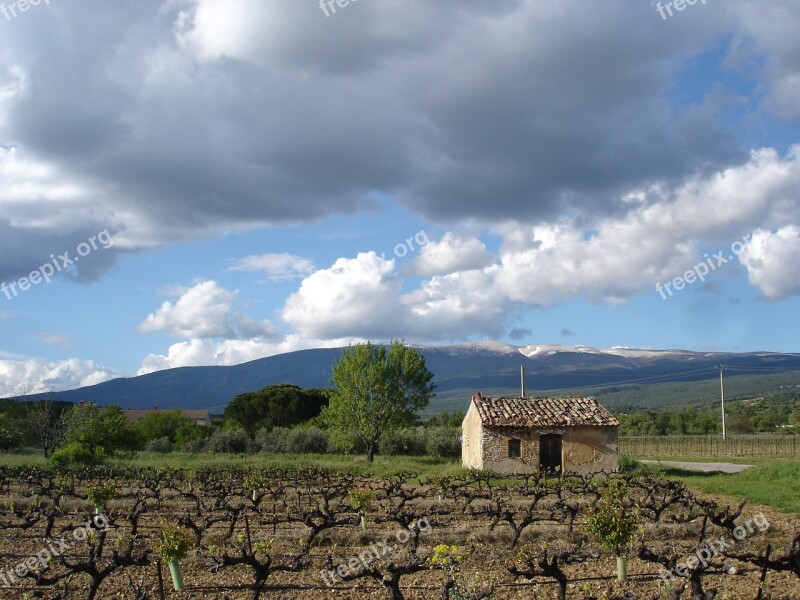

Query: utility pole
[718,364,727,441]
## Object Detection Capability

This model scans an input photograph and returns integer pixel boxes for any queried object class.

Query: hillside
[11,343,800,414]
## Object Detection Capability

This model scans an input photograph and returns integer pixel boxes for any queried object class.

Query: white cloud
[0,147,92,231]
[132,144,800,376]
[138,280,281,339]
[282,252,404,339]
[36,333,72,348]
[0,358,118,397]
[493,146,800,306]
[408,233,494,277]
[229,253,315,281]
[137,334,357,375]
[738,226,800,299]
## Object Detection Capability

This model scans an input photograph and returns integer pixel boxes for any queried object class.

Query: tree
[0,412,23,451]
[586,479,641,581]
[224,385,331,436]
[174,421,213,449]
[23,398,66,458]
[61,404,140,459]
[135,410,195,446]
[322,341,435,462]
[727,412,754,434]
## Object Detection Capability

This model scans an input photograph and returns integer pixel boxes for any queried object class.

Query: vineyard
[0,465,797,599]
[620,435,800,459]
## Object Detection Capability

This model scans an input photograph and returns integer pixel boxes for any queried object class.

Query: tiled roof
[121,409,210,423]
[471,393,619,428]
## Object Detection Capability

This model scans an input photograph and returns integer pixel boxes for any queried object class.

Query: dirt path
[639,460,756,473]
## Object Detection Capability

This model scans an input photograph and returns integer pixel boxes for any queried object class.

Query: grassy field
[636,458,800,516]
[0,450,468,477]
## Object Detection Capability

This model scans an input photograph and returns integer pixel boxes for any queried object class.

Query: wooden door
[539,434,562,474]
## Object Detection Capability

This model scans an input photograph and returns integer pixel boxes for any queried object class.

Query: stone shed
[461,393,619,474]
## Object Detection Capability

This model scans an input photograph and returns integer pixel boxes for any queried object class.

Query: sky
[1,0,799,396]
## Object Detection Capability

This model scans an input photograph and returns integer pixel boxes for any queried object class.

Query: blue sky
[1,0,799,395]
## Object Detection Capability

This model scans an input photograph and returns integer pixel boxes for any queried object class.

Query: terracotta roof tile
[471,393,619,428]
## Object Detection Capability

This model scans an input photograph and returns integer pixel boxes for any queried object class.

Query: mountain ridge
[11,342,800,413]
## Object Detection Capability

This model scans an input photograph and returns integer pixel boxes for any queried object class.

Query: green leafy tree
[423,411,466,428]
[224,385,331,436]
[135,410,195,446]
[174,421,213,449]
[586,479,640,581]
[322,341,435,462]
[61,404,140,459]
[0,413,23,451]
[727,412,754,433]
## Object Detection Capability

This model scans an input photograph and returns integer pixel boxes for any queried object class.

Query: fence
[620,434,799,459]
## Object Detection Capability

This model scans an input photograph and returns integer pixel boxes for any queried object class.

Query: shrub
[425,427,461,458]
[287,426,329,454]
[206,429,251,454]
[586,479,641,556]
[145,436,172,453]
[154,522,194,563]
[618,455,638,471]
[181,437,208,453]
[0,415,22,452]
[379,428,426,456]
[255,427,290,453]
[174,422,212,450]
[50,442,104,466]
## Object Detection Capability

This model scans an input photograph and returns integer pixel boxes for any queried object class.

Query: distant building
[121,407,212,426]
[462,393,619,474]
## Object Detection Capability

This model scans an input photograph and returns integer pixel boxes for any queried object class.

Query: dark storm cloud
[0,0,779,281]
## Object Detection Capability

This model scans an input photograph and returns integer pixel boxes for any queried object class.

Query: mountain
[13,343,800,414]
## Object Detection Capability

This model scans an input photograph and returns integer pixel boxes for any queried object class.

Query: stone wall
[461,402,484,469]
[563,427,618,474]
[475,426,618,474]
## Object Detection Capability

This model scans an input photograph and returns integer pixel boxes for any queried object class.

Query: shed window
[508,438,521,458]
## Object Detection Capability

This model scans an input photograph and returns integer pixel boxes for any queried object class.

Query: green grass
[637,459,800,516]
[0,452,48,467]
[1,451,467,478]
[635,455,770,465]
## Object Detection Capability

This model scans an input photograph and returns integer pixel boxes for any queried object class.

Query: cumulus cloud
[282,253,404,339]
[3,0,796,282]
[137,335,358,375]
[408,233,494,277]
[138,281,281,339]
[280,250,505,341]
[229,253,315,281]
[0,358,118,397]
[738,226,800,299]
[493,146,800,306]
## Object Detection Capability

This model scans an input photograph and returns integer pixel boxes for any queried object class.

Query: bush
[145,436,172,453]
[50,442,104,466]
[618,455,638,471]
[287,426,329,454]
[0,425,21,452]
[380,428,426,456]
[207,429,251,454]
[174,422,212,450]
[181,437,208,453]
[255,427,290,453]
[425,427,461,458]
